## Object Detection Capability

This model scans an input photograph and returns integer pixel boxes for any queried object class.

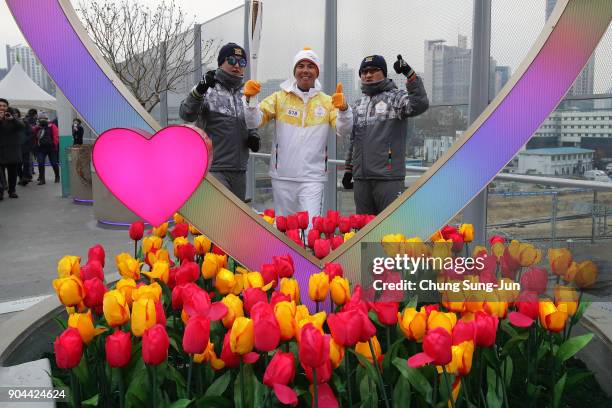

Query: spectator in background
[33,112,60,185]
[72,118,84,145]
[25,109,38,178]
[0,101,25,199]
[15,109,34,186]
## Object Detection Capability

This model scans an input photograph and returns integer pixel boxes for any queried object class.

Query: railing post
[323,0,338,213]
[591,190,598,243]
[551,192,558,249]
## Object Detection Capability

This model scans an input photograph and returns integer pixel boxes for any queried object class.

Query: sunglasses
[225,56,248,67]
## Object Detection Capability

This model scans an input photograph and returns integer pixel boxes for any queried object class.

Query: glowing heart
[92,126,211,227]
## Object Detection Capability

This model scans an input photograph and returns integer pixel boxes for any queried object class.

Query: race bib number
[286,108,300,117]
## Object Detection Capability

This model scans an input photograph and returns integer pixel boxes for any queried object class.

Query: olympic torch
[248,0,263,107]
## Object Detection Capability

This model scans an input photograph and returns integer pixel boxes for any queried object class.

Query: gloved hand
[244,80,261,98]
[393,55,416,81]
[195,70,216,95]
[342,171,353,190]
[331,82,348,111]
[247,133,260,152]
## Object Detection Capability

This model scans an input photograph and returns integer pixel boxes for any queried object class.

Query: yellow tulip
[232,273,245,295]
[262,215,274,224]
[483,292,508,319]
[142,261,170,283]
[575,260,598,288]
[274,301,298,341]
[431,239,452,266]
[116,253,141,280]
[52,275,84,306]
[355,336,382,367]
[103,290,130,327]
[517,243,541,267]
[405,237,430,258]
[539,299,568,332]
[194,235,212,254]
[131,297,157,337]
[68,310,106,344]
[152,222,168,238]
[563,261,578,282]
[398,307,427,342]
[296,310,327,339]
[427,310,457,333]
[459,224,474,243]
[202,253,221,279]
[329,338,345,369]
[442,340,474,376]
[194,342,225,370]
[173,213,185,225]
[308,271,330,302]
[116,278,137,306]
[472,245,488,258]
[215,268,236,295]
[173,236,189,258]
[381,234,405,257]
[57,255,81,278]
[221,294,244,329]
[548,248,573,277]
[243,271,265,290]
[507,240,521,261]
[441,287,466,313]
[330,276,350,306]
[189,224,202,236]
[491,242,505,260]
[132,282,162,302]
[142,236,163,256]
[146,248,170,267]
[230,317,254,355]
[554,285,578,316]
[344,231,356,241]
[280,278,300,303]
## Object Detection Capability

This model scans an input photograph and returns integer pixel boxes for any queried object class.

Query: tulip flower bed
[48,213,611,407]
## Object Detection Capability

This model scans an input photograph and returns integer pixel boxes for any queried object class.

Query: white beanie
[293,47,321,75]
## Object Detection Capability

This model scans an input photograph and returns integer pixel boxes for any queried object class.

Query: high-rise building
[0,68,7,82]
[546,0,595,97]
[337,63,357,104]
[424,36,473,105]
[259,78,284,100]
[5,44,55,95]
[494,66,511,96]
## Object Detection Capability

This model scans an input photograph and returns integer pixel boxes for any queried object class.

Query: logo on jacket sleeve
[375,101,388,115]
[314,105,326,118]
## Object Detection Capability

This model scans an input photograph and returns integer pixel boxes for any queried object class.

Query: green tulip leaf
[205,371,232,397]
[166,399,192,408]
[503,356,513,388]
[392,357,432,402]
[500,333,528,359]
[556,333,593,363]
[553,373,567,408]
[393,375,411,408]
[166,365,187,399]
[195,395,233,408]
[349,349,379,385]
[573,300,591,323]
[82,394,99,407]
[486,366,502,408]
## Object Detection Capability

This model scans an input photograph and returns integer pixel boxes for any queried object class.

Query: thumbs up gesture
[331,83,348,111]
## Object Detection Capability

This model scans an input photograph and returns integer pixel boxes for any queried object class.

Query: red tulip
[520,267,548,294]
[304,359,332,384]
[364,214,376,225]
[263,351,298,406]
[270,291,291,307]
[176,243,196,262]
[251,302,281,351]
[330,235,344,250]
[83,277,107,310]
[299,324,329,368]
[452,320,475,345]
[440,225,458,240]
[338,217,351,233]
[220,330,241,368]
[211,245,226,256]
[88,244,105,268]
[322,217,336,235]
[349,214,362,230]
[129,221,145,241]
[243,288,268,314]
[171,222,189,239]
[276,216,288,232]
[326,210,340,226]
[314,239,331,259]
[342,284,369,315]
[323,262,343,280]
[142,324,170,365]
[328,309,376,347]
[448,232,464,253]
[500,247,520,280]
[314,383,339,408]
[105,330,132,368]
[407,327,452,367]
[286,214,299,231]
[172,283,198,310]
[285,229,303,247]
[54,328,83,369]
[273,255,294,279]
[307,229,321,249]
[81,260,104,281]
[183,316,211,354]
[313,216,324,232]
[509,291,539,327]
[369,302,399,326]
[183,287,211,318]
[297,211,309,230]
[264,208,275,218]
[474,311,498,347]
[261,264,278,288]
[489,235,506,246]
[155,300,166,326]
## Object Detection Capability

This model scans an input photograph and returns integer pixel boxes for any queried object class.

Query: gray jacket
[346,77,429,180]
[179,74,250,172]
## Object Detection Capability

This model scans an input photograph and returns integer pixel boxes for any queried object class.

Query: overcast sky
[1,0,610,92]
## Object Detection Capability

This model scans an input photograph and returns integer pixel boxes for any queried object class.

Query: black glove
[247,134,260,152]
[195,70,216,95]
[342,171,353,190]
[393,55,416,80]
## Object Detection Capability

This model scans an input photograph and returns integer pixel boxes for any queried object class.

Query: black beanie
[359,55,387,77]
[217,43,247,66]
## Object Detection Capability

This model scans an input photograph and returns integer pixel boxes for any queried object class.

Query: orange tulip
[574,260,598,288]
[116,253,141,280]
[274,301,298,341]
[151,222,168,238]
[57,255,81,278]
[427,310,457,333]
[68,310,106,344]
[280,278,301,303]
[142,236,163,256]
[194,235,212,254]
[442,340,474,376]
[131,297,157,337]
[459,224,474,243]
[116,278,137,307]
[548,248,573,277]
[330,276,350,306]
[355,336,382,367]
[398,307,427,342]
[103,290,130,327]
[308,271,330,302]
[52,275,85,307]
[554,285,579,316]
[539,300,568,332]
[221,294,244,329]
[230,317,254,355]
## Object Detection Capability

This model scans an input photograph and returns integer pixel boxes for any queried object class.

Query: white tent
[0,63,56,111]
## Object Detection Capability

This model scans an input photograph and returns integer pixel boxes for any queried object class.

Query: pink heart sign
[92,125,212,227]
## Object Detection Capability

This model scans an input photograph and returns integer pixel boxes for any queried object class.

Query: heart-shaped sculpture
[8,0,611,288]
[92,126,211,227]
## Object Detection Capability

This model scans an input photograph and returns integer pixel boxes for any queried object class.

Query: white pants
[272,179,325,221]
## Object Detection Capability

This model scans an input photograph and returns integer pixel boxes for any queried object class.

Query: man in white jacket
[242,48,353,224]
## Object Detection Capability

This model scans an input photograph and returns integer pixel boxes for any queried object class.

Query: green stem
[187,355,193,399]
[70,368,81,408]
[240,361,246,408]
[433,371,438,407]
[313,368,319,408]
[442,365,455,408]
[134,240,138,259]
[117,367,125,408]
[386,326,391,353]
[477,348,484,407]
[151,365,157,408]
[368,339,390,408]
[345,351,353,407]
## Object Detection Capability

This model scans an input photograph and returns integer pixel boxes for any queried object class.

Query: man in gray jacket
[179,42,259,201]
[343,55,429,215]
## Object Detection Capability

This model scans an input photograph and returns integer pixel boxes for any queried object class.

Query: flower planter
[68,145,93,202]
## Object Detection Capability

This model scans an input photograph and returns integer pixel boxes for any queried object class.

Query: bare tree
[78,0,219,112]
